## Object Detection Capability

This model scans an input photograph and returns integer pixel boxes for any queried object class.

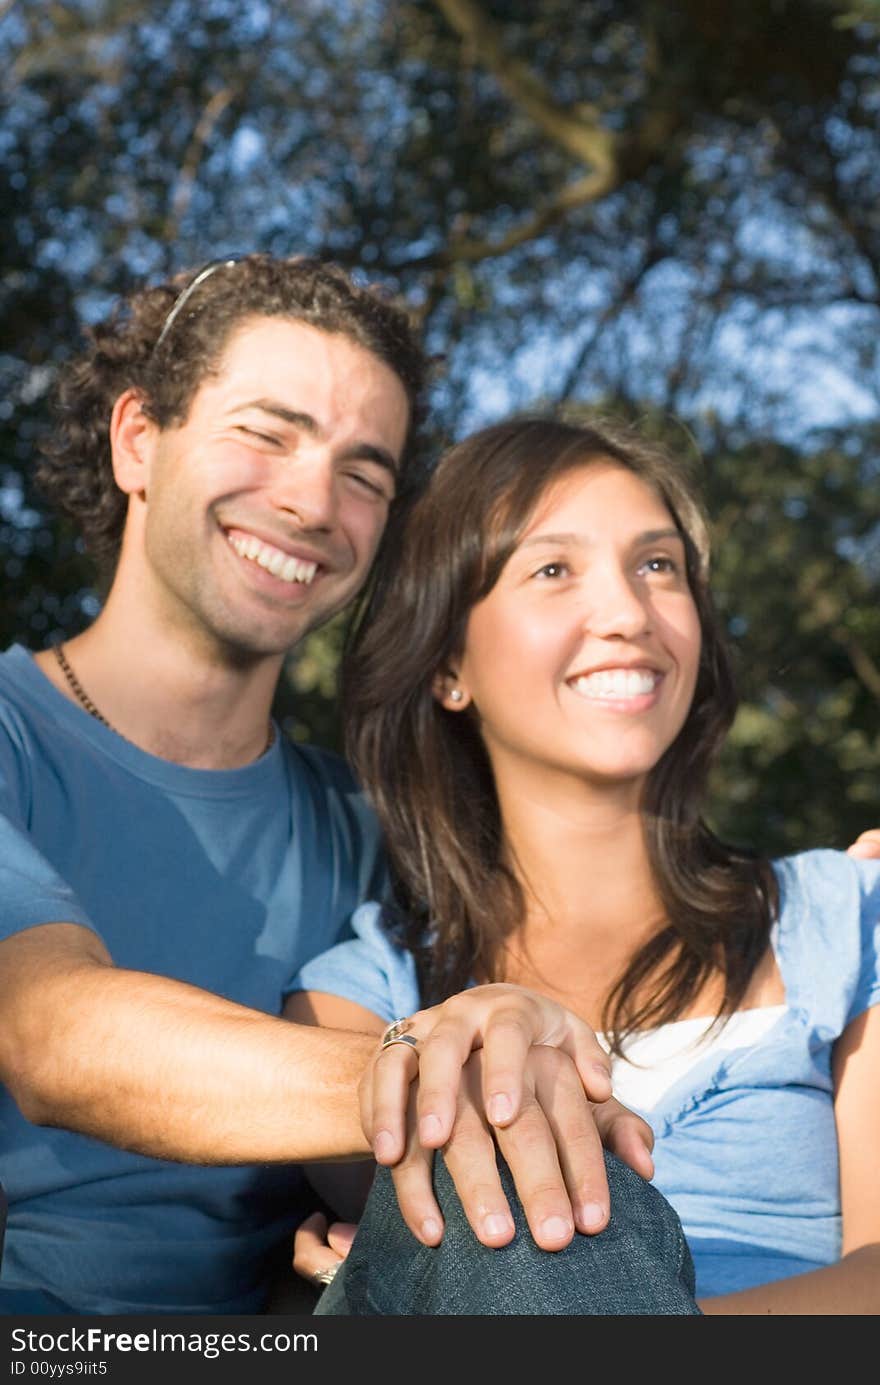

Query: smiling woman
[339,415,755,1040]
[442,463,701,798]
[286,412,880,1316]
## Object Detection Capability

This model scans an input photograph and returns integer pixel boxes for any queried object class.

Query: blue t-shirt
[0,645,385,1314]
[293,849,880,1300]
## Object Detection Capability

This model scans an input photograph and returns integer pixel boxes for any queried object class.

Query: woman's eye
[534,561,569,580]
[641,556,679,575]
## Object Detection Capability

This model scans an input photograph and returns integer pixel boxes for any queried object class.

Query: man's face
[132,316,410,660]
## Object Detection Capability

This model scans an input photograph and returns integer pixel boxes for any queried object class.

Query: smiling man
[0,255,655,1316]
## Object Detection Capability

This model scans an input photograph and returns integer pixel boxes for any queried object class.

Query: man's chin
[211,610,341,665]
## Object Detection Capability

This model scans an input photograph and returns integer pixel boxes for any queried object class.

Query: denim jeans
[315,1150,701,1315]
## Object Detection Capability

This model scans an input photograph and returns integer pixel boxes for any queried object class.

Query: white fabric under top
[603,1006,787,1112]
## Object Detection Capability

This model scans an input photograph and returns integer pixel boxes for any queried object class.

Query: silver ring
[381,1017,419,1054]
[381,1033,419,1053]
[381,1016,412,1044]
[312,1263,341,1288]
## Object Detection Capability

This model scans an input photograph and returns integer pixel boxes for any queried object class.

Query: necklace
[51,643,275,756]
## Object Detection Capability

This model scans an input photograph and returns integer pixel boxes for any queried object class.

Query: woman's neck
[493,777,665,1027]
[498,769,659,922]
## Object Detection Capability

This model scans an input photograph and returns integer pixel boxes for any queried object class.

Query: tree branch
[167,88,235,233]
[557,242,668,402]
[834,629,880,704]
[392,167,616,271]
[9,1,157,84]
[425,0,684,270]
[432,0,617,172]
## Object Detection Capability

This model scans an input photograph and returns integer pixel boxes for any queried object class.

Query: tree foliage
[2,0,879,850]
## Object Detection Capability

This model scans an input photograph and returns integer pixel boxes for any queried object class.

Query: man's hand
[358,983,654,1251]
[847,829,880,860]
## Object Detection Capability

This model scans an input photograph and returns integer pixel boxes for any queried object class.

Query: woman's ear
[109,389,158,496]
[431,668,472,711]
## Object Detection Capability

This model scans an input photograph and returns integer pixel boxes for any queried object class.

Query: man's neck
[35,606,284,770]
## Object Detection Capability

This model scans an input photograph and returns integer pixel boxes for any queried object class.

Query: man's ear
[431,667,471,711]
[109,389,158,496]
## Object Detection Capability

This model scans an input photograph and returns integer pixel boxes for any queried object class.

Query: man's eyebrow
[237,399,399,476]
[519,526,683,549]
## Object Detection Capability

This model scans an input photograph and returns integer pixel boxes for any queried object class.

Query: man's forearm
[1,925,376,1164]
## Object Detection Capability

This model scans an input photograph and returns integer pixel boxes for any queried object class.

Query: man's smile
[225,528,319,585]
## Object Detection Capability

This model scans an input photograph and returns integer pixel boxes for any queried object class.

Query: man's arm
[0,922,375,1163]
[847,829,880,859]
[3,922,652,1254]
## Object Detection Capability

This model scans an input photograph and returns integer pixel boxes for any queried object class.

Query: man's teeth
[229,534,317,585]
[570,669,659,698]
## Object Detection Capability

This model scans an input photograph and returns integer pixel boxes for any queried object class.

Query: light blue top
[0,644,385,1314]
[293,849,880,1299]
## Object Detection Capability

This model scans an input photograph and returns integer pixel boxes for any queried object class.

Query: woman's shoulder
[772,846,880,909]
[771,848,880,1029]
[289,900,422,1023]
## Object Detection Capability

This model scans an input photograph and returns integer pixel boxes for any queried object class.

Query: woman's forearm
[698,1244,880,1315]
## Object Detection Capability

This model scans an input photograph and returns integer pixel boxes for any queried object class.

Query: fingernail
[578,1202,607,1230]
[591,1062,612,1084]
[373,1130,395,1162]
[482,1213,513,1239]
[488,1093,512,1124]
[420,1217,442,1243]
[540,1215,573,1244]
[419,1113,443,1143]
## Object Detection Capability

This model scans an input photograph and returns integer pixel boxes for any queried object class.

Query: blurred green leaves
[2,0,879,852]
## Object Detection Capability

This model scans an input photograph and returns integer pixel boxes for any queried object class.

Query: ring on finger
[381,1016,419,1054]
[312,1264,341,1288]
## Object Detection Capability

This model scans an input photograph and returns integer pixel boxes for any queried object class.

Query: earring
[449,688,464,703]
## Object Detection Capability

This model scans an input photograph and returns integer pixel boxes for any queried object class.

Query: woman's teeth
[569,669,659,699]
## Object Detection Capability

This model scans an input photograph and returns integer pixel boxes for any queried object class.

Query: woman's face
[442,462,702,801]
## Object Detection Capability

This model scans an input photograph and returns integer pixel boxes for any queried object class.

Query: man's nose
[270,452,337,530]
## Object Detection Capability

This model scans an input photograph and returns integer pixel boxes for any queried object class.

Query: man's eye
[347,471,391,499]
[641,556,679,575]
[237,426,279,446]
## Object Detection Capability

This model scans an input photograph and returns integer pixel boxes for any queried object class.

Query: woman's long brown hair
[343,415,777,1053]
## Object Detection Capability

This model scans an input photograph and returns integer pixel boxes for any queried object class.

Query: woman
[287,415,880,1313]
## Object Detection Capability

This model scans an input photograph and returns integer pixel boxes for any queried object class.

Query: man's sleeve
[0,729,99,944]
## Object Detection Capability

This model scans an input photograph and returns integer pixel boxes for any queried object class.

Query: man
[0,255,657,1315]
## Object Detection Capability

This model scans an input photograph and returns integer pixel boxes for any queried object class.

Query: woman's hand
[293,1211,354,1290]
[359,982,614,1160]
[358,983,654,1251]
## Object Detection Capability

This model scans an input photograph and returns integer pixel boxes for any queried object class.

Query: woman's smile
[450,461,701,792]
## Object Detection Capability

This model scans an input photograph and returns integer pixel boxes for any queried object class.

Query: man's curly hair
[37,254,428,579]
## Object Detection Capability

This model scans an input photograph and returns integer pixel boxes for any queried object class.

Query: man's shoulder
[282,737,359,793]
[0,646,40,747]
[0,644,31,694]
[0,644,48,716]
[281,738,385,886]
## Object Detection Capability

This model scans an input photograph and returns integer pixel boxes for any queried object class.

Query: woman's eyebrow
[519,526,682,549]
